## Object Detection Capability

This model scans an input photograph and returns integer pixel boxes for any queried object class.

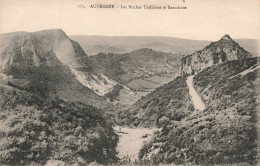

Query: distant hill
[89,48,182,106]
[90,48,182,84]
[70,35,259,56]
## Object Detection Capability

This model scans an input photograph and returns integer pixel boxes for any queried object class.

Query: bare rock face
[0,29,76,71]
[0,29,117,96]
[180,34,252,76]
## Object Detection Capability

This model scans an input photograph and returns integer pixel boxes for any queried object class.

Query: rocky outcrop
[0,29,117,96]
[0,29,79,71]
[180,35,252,76]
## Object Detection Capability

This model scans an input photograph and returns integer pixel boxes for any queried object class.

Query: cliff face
[0,29,117,97]
[180,35,252,76]
[0,29,85,72]
[0,29,119,108]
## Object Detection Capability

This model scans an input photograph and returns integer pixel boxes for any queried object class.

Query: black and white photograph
[0,0,259,165]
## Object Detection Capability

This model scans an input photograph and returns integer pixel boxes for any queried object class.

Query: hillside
[0,29,121,165]
[122,35,252,127]
[0,82,118,165]
[118,35,260,165]
[138,57,259,165]
[70,35,259,56]
[89,48,182,106]
[0,29,116,108]
[119,76,193,127]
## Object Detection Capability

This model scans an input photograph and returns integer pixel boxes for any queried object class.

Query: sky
[0,0,259,41]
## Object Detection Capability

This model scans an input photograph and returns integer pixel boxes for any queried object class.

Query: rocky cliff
[180,35,252,76]
[0,29,117,108]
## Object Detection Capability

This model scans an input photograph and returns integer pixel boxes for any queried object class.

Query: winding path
[186,75,205,111]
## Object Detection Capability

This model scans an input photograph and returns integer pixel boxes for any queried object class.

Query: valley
[0,29,259,166]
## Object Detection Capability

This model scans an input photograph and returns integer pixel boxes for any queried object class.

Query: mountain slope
[0,82,118,165]
[139,57,259,165]
[119,76,194,127]
[119,35,259,165]
[0,29,122,165]
[120,35,253,127]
